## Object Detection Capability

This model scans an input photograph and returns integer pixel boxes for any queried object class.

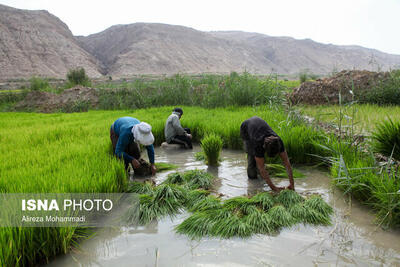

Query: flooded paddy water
[48,147,400,266]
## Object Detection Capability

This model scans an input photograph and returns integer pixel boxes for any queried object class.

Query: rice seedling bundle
[275,189,304,208]
[304,195,334,217]
[127,181,154,194]
[244,210,275,234]
[200,133,223,166]
[210,213,253,238]
[267,205,295,228]
[183,169,214,190]
[163,172,184,185]
[223,196,258,215]
[288,203,308,223]
[250,192,275,211]
[188,195,221,212]
[185,189,210,208]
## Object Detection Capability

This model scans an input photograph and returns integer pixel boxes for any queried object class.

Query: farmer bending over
[240,116,294,192]
[165,107,193,149]
[110,117,156,175]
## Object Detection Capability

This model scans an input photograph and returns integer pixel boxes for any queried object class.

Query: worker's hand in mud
[132,158,141,169]
[151,164,156,176]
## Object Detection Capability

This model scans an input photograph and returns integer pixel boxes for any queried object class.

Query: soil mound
[14,86,98,112]
[290,70,389,105]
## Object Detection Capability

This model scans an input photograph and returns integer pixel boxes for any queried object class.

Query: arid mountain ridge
[1,4,400,80]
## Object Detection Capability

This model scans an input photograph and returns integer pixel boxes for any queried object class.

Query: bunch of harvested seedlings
[303,208,331,225]
[251,192,275,211]
[266,164,305,178]
[244,210,275,234]
[185,189,210,208]
[201,133,223,166]
[275,189,304,208]
[127,181,154,195]
[268,205,295,228]
[138,194,161,225]
[163,172,184,185]
[223,196,258,215]
[211,213,253,238]
[188,195,221,212]
[153,183,187,209]
[175,209,231,239]
[288,203,308,223]
[183,169,214,190]
[304,195,334,217]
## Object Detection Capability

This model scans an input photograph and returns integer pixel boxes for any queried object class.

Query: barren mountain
[1,4,400,80]
[0,4,102,80]
[78,23,400,78]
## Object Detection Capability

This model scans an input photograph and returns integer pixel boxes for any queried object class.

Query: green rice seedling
[155,162,178,172]
[185,189,210,208]
[304,195,333,217]
[268,205,295,228]
[266,163,305,178]
[163,172,184,185]
[243,210,275,234]
[223,196,258,215]
[175,209,231,239]
[275,189,304,208]
[210,213,253,238]
[303,208,331,225]
[194,151,206,161]
[371,118,400,161]
[188,195,221,212]
[251,192,275,211]
[138,194,160,225]
[201,133,223,165]
[153,184,187,213]
[183,169,214,190]
[126,181,154,195]
[288,203,308,223]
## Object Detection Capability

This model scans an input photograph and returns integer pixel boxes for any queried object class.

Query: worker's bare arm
[255,156,283,192]
[279,151,295,190]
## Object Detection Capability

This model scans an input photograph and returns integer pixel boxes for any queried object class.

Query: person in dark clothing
[164,107,193,149]
[110,117,156,175]
[240,116,294,192]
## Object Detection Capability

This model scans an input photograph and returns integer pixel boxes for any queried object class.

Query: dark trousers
[243,140,258,179]
[110,124,141,169]
[169,128,193,149]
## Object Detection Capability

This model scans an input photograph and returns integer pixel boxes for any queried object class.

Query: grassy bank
[0,106,325,266]
[299,104,400,133]
[299,104,400,228]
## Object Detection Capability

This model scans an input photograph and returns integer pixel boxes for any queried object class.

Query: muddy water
[48,147,400,266]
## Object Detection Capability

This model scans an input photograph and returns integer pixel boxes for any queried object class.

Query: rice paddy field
[1,73,399,266]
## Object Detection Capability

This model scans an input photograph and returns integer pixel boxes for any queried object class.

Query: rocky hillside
[1,4,400,80]
[0,4,102,80]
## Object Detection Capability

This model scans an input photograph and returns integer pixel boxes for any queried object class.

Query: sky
[2,0,400,55]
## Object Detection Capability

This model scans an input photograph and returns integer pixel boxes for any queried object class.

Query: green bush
[66,68,91,87]
[299,72,308,83]
[356,70,400,105]
[201,133,223,165]
[30,76,49,91]
[372,118,400,160]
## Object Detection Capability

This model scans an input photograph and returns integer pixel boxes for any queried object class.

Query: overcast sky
[2,0,400,55]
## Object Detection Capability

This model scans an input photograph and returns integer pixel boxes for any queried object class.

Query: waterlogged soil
[47,147,400,266]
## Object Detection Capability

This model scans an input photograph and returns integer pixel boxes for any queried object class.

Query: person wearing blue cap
[110,117,156,175]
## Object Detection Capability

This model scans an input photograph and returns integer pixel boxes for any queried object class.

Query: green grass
[371,119,400,160]
[299,104,400,133]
